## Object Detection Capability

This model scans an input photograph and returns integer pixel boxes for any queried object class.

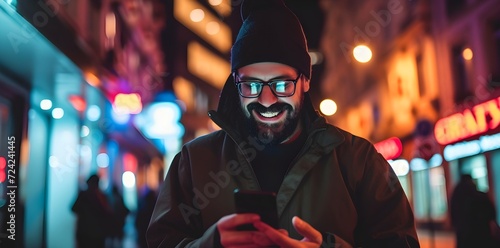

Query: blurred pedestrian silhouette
[135,186,157,248]
[450,174,499,248]
[107,185,130,248]
[72,174,113,248]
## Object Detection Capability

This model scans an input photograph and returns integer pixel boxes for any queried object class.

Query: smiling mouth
[259,110,281,118]
[252,109,287,122]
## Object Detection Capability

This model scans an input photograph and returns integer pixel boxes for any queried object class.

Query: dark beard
[245,102,302,146]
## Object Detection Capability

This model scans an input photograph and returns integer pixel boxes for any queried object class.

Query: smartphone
[233,189,279,230]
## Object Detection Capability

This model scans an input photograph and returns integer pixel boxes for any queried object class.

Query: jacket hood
[208,75,321,141]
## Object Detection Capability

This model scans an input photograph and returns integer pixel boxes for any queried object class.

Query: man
[147,0,419,247]
[450,174,499,248]
[72,175,113,248]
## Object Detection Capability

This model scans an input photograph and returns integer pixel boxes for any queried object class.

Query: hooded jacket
[147,76,419,247]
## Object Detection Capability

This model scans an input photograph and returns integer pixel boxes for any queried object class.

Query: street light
[319,99,338,116]
[462,48,473,61]
[353,45,372,63]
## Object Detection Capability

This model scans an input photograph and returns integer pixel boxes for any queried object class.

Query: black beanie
[230,0,311,79]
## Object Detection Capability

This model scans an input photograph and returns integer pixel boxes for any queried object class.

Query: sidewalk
[417,229,455,248]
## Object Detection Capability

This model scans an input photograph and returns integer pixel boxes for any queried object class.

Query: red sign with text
[374,137,403,160]
[434,96,500,145]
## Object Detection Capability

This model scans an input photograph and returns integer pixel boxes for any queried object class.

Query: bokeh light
[122,171,136,188]
[462,48,473,61]
[319,99,338,116]
[52,108,64,119]
[353,45,372,63]
[190,9,205,22]
[40,99,52,110]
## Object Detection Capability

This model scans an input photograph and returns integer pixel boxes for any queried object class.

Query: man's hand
[217,213,285,247]
[254,216,323,248]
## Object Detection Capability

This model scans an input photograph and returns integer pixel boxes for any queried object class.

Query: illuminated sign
[134,102,185,139]
[410,154,443,171]
[374,137,402,160]
[68,95,86,112]
[388,159,409,176]
[443,133,500,161]
[434,96,500,145]
[123,153,137,173]
[0,157,5,183]
[113,93,142,114]
[84,72,101,87]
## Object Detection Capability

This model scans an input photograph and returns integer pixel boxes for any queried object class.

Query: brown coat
[147,78,419,247]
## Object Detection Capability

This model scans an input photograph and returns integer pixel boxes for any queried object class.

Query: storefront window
[412,166,448,221]
[398,176,411,200]
[459,154,489,192]
[491,150,500,224]
[390,159,411,200]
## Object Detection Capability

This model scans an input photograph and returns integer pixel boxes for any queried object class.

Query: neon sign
[443,133,500,161]
[113,93,142,114]
[434,96,500,145]
[374,137,402,160]
[123,153,137,172]
[68,95,86,112]
[0,157,6,183]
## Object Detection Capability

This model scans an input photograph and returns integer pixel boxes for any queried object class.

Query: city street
[418,229,455,248]
[1,0,500,247]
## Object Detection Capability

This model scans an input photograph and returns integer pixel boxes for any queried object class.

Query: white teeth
[260,111,280,118]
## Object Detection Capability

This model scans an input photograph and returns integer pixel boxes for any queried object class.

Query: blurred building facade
[0,0,170,247]
[320,0,500,230]
[165,0,325,145]
[431,0,500,226]
[165,0,233,144]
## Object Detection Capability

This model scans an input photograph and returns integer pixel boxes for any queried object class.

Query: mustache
[247,102,292,114]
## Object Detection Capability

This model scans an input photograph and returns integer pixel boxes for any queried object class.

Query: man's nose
[258,86,278,107]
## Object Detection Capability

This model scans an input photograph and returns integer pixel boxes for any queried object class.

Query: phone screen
[234,189,279,230]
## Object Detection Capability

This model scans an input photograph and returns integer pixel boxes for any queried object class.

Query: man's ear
[302,77,310,92]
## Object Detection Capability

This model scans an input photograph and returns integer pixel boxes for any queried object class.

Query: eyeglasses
[234,73,301,98]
